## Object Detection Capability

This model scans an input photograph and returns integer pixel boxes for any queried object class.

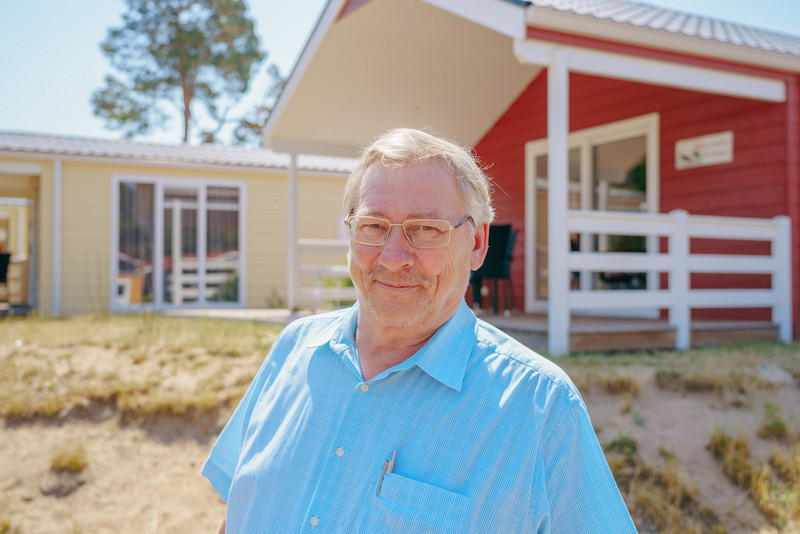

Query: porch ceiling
[264,0,541,156]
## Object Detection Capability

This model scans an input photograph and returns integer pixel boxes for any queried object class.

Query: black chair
[470,225,517,315]
[0,253,10,304]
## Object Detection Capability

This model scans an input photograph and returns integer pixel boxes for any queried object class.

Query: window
[113,177,244,309]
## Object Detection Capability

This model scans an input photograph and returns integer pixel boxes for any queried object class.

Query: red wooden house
[265,0,800,355]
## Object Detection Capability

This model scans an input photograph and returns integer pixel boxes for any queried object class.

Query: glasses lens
[348,216,390,245]
[403,219,451,248]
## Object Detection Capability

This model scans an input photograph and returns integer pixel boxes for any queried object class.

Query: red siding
[475,67,799,326]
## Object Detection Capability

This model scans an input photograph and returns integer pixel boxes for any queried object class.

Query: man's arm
[217,517,225,534]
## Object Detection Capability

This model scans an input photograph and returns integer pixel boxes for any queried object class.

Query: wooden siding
[474,69,794,324]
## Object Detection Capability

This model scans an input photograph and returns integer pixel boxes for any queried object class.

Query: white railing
[165,251,239,304]
[297,239,356,308]
[562,209,792,350]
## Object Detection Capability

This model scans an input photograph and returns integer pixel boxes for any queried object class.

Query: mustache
[365,268,430,288]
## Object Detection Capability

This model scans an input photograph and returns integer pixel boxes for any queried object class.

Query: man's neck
[354,318,437,381]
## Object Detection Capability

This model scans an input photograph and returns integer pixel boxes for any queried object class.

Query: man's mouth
[375,280,418,291]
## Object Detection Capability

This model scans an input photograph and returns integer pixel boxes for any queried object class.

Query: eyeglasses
[345,215,473,249]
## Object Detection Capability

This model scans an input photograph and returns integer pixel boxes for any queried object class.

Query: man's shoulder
[279,307,353,345]
[472,318,581,402]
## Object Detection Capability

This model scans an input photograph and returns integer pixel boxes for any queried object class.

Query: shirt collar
[309,300,477,392]
[411,300,477,392]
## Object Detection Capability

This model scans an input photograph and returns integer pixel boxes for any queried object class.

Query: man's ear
[470,222,490,271]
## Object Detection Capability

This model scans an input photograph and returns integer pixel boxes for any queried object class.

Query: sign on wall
[675,131,734,170]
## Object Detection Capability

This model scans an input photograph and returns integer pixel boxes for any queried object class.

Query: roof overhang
[526,8,800,74]
[264,0,539,156]
[263,0,798,156]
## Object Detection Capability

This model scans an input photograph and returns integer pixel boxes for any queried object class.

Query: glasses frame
[345,214,474,249]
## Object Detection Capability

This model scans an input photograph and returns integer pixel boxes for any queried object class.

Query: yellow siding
[245,174,288,307]
[60,163,112,316]
[0,153,350,315]
[298,175,349,241]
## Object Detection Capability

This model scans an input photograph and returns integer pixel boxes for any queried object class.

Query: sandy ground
[1,363,798,533]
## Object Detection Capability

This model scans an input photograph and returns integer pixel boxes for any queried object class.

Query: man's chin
[364,299,431,328]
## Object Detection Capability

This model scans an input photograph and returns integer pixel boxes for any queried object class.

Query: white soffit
[265,0,541,156]
[421,0,527,40]
[514,40,786,102]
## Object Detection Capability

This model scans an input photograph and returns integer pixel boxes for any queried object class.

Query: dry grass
[51,442,88,473]
[604,435,725,533]
[709,430,800,529]
[758,403,790,441]
[0,313,282,421]
[2,315,799,533]
[0,516,21,534]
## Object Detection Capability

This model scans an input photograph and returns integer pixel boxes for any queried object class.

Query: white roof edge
[528,9,800,73]
[421,0,528,40]
[269,139,364,158]
[0,148,339,176]
[261,0,349,147]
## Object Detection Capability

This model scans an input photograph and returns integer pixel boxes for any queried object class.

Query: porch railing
[562,209,792,351]
[297,239,356,308]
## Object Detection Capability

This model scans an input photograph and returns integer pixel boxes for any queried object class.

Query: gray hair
[343,128,495,226]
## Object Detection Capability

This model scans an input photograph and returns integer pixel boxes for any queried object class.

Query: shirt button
[335,447,345,457]
[310,516,320,527]
[360,383,369,393]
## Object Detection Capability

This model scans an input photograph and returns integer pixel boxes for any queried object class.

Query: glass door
[163,187,200,305]
[524,114,659,313]
[113,177,244,310]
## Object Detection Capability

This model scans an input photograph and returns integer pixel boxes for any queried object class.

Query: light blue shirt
[202,301,637,533]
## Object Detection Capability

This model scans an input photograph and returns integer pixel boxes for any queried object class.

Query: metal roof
[0,131,356,173]
[529,0,800,57]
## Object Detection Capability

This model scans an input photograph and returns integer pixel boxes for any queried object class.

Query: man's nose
[378,225,415,268]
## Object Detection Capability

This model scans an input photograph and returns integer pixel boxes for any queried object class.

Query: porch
[482,311,780,354]
[161,305,781,355]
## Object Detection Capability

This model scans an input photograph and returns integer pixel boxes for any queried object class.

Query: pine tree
[92,0,265,143]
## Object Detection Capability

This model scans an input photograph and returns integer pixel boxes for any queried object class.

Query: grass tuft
[51,442,88,473]
[758,403,789,441]
[601,375,641,396]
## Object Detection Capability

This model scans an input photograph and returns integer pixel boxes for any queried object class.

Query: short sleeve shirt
[202,301,637,533]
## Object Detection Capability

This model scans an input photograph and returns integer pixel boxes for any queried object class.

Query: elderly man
[202,129,637,533]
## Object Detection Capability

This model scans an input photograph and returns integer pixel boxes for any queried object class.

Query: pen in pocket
[375,450,397,496]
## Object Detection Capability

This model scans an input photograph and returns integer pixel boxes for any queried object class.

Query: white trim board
[514,39,786,102]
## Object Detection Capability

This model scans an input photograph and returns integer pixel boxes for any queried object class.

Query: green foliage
[92,0,267,143]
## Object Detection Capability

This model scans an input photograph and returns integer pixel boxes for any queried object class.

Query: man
[202,128,637,533]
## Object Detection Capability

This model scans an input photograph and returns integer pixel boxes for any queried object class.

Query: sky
[0,0,798,146]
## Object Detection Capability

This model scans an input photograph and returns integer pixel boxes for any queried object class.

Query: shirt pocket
[369,472,473,533]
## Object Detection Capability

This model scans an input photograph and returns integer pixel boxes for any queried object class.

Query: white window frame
[524,112,660,314]
[110,174,247,311]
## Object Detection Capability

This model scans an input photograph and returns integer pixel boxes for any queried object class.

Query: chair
[0,253,10,304]
[470,225,517,315]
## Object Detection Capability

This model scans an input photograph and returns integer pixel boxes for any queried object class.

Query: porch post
[774,215,793,343]
[287,153,299,312]
[670,209,690,350]
[52,159,62,317]
[547,48,570,356]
